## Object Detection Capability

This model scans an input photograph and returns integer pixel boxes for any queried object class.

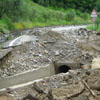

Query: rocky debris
[81,64,91,69]
[0,39,83,78]
[1,26,100,100]
[0,48,12,60]
[4,69,100,100]
[0,48,12,70]
[0,34,9,43]
[20,94,39,100]
[0,95,13,100]
[38,30,66,43]
[0,27,98,78]
[77,28,89,36]
[0,28,89,78]
[91,57,100,69]
[51,81,84,99]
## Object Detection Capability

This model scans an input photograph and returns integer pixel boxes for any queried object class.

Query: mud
[0,26,100,100]
[0,27,97,78]
[2,69,100,100]
[0,29,83,78]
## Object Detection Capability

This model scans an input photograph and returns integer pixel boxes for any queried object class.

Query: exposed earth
[0,25,100,100]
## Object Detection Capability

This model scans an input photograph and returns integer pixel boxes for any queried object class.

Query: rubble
[91,57,100,69]
[0,26,100,100]
[0,27,99,78]
[2,69,100,100]
[0,29,84,78]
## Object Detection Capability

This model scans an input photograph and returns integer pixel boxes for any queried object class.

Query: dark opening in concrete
[58,65,71,73]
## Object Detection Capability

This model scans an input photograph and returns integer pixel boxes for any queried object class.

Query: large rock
[2,35,37,49]
[51,81,84,100]
[91,57,100,69]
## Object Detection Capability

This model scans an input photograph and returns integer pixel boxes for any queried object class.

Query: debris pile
[0,26,100,100]
[0,27,99,78]
[4,69,100,100]
[0,29,85,78]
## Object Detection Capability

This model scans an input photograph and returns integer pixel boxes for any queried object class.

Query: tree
[32,0,99,12]
[0,0,22,19]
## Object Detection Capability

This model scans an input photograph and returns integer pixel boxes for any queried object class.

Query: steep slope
[0,0,91,35]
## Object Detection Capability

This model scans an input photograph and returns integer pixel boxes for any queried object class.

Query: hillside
[0,0,91,35]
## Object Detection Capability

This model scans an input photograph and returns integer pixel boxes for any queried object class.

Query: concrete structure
[0,63,55,90]
[54,62,80,74]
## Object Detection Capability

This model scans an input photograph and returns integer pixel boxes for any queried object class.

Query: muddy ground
[0,26,100,100]
[1,69,100,100]
[0,27,94,78]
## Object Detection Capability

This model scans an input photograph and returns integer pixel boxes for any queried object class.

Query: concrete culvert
[58,65,71,73]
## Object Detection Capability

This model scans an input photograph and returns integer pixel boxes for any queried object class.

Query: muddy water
[51,25,88,32]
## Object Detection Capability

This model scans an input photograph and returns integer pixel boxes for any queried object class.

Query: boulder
[51,81,84,100]
[91,57,100,69]
[2,35,37,49]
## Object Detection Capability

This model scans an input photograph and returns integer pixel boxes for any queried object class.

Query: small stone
[44,50,48,54]
[55,51,60,56]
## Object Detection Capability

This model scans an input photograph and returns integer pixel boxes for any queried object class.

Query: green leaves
[33,0,99,12]
[66,10,76,21]
[0,24,9,35]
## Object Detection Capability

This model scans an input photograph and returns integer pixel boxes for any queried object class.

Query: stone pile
[4,69,100,100]
[0,28,96,78]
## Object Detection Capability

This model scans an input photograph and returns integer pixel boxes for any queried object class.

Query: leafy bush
[0,0,23,21]
[3,14,15,30]
[66,10,76,21]
[80,13,88,20]
[42,11,51,22]
[56,11,65,21]
[19,1,38,21]
[14,22,24,29]
[76,10,81,16]
[0,24,9,35]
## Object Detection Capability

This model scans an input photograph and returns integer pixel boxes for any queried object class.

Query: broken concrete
[0,63,55,89]
[1,69,100,100]
[0,26,100,100]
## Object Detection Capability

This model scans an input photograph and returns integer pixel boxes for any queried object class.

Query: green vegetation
[87,23,100,32]
[87,12,100,32]
[0,0,95,34]
[66,10,76,21]
[33,0,100,12]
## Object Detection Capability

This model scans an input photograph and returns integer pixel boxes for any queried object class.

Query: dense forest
[32,0,100,12]
[1,0,99,22]
[0,0,100,35]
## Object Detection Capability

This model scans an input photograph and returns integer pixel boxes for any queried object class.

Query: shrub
[56,11,65,21]
[3,14,15,30]
[19,3,38,21]
[0,24,9,35]
[15,22,24,29]
[76,10,81,16]
[66,10,76,21]
[80,13,88,20]
[42,11,51,22]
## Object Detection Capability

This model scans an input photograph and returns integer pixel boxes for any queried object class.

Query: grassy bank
[0,0,92,34]
[87,24,100,32]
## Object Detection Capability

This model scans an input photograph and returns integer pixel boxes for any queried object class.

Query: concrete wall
[0,63,55,89]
